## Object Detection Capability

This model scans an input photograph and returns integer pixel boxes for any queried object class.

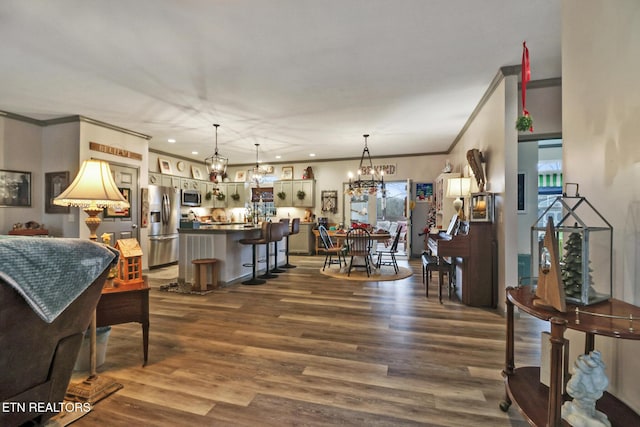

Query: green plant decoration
[205,191,213,201]
[516,113,533,132]
[231,192,240,201]
[277,191,287,200]
[216,192,226,201]
[561,229,595,300]
[296,190,306,200]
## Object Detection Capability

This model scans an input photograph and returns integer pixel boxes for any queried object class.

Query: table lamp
[446,177,472,220]
[54,159,129,403]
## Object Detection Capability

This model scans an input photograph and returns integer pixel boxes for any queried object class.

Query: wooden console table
[501,286,640,426]
[96,279,149,366]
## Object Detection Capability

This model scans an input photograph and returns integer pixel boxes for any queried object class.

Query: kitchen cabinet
[205,182,227,208]
[225,182,247,208]
[292,180,315,207]
[273,179,315,208]
[435,172,459,229]
[288,222,315,254]
[273,181,293,207]
[501,286,640,427]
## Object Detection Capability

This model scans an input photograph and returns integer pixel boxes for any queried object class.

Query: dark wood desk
[96,280,149,366]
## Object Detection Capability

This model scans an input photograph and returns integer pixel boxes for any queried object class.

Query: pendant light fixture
[204,124,228,181]
[248,143,266,186]
[346,134,384,196]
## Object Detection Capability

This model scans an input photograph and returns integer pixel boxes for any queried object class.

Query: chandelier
[248,143,267,186]
[204,124,228,181]
[346,134,384,196]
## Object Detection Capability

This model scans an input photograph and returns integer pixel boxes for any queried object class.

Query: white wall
[562,0,640,411]
[42,122,79,237]
[447,73,520,311]
[0,117,43,231]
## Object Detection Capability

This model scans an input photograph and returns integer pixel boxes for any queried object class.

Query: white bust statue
[562,350,611,427]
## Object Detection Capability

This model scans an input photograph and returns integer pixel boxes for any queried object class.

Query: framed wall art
[234,170,246,182]
[158,158,173,174]
[281,166,293,180]
[45,171,70,213]
[0,170,31,207]
[191,165,203,180]
[321,190,338,213]
[104,187,131,218]
[517,172,526,213]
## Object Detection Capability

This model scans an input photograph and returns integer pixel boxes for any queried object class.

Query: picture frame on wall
[158,158,172,174]
[191,165,203,180]
[104,187,131,218]
[45,171,70,213]
[0,170,31,207]
[234,170,246,182]
[517,172,526,213]
[281,166,294,180]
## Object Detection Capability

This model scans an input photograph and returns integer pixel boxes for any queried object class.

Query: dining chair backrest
[389,225,402,252]
[318,225,334,249]
[346,228,372,256]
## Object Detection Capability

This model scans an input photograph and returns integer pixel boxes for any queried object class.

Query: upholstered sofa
[0,237,116,426]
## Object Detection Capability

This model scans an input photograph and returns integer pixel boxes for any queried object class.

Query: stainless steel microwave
[181,190,201,207]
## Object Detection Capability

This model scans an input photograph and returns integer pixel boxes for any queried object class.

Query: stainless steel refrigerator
[148,185,180,268]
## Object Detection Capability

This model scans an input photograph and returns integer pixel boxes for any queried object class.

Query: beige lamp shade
[54,160,130,209]
[445,177,472,198]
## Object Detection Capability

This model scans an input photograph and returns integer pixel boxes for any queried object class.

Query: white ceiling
[0,0,561,165]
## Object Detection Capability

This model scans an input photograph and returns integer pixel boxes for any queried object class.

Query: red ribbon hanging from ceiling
[521,41,532,131]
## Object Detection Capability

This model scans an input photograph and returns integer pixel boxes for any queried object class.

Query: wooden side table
[96,278,150,366]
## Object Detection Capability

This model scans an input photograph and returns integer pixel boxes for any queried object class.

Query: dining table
[312,229,391,254]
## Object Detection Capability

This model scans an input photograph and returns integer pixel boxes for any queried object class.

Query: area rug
[158,282,215,295]
[320,265,413,282]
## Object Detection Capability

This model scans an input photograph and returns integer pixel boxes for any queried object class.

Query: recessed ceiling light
[192,151,198,155]
[275,155,282,159]
[168,138,176,143]
[309,153,316,157]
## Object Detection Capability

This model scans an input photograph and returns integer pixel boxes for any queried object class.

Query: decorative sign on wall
[90,142,143,161]
[358,164,397,176]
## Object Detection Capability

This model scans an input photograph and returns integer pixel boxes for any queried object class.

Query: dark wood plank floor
[71,255,545,426]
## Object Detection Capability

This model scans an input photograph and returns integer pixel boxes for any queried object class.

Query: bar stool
[191,258,219,291]
[239,222,270,285]
[282,218,299,269]
[262,222,284,277]
[272,219,290,273]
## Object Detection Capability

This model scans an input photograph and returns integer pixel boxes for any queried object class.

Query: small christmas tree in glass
[561,228,595,300]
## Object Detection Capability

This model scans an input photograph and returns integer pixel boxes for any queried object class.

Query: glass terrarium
[530,185,612,306]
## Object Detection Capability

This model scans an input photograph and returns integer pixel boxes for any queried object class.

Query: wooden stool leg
[198,265,207,292]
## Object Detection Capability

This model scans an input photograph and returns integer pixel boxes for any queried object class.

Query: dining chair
[346,228,373,276]
[376,225,402,273]
[318,225,346,270]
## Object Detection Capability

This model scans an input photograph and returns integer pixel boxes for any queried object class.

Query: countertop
[178,224,260,233]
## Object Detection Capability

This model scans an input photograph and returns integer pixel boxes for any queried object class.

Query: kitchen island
[178,224,268,286]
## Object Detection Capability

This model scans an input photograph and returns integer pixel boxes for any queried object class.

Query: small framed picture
[191,165,203,180]
[158,158,172,174]
[281,166,294,180]
[235,170,246,182]
[45,171,70,213]
[104,187,131,218]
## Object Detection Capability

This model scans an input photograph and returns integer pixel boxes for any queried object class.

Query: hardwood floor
[72,255,545,426]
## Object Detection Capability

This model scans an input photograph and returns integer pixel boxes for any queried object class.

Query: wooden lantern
[114,238,144,287]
